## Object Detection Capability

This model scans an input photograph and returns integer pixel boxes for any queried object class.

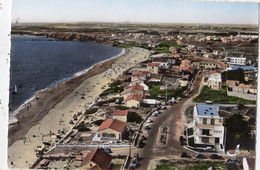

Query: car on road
[195,154,206,159]
[177,97,182,100]
[152,112,158,117]
[210,154,223,160]
[161,105,167,110]
[144,125,150,130]
[147,118,153,123]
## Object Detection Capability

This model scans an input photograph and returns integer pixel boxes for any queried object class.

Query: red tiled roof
[153,57,168,63]
[81,148,112,170]
[184,66,195,72]
[132,84,144,91]
[125,94,142,102]
[147,63,159,67]
[113,110,128,116]
[246,158,255,169]
[210,69,222,74]
[132,71,150,77]
[98,119,129,133]
[226,80,239,86]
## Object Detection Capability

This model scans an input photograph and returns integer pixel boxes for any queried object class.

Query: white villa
[207,72,222,90]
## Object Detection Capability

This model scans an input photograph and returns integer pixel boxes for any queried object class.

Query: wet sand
[8,47,151,169]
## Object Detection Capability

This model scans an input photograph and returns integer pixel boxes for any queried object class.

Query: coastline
[8,48,127,146]
[9,48,126,124]
[8,47,151,169]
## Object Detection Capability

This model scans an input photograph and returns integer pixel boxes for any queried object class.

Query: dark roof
[81,148,112,170]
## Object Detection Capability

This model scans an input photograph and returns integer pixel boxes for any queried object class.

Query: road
[134,71,205,169]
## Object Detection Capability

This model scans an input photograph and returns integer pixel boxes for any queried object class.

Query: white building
[207,72,222,90]
[226,57,246,66]
[193,104,225,152]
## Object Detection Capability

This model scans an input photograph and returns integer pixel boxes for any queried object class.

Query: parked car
[147,118,153,123]
[177,97,182,100]
[161,105,167,110]
[210,154,223,160]
[180,152,189,158]
[130,160,137,169]
[195,154,206,159]
[152,112,158,117]
[144,125,149,130]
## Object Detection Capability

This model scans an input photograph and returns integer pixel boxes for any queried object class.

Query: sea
[9,35,122,113]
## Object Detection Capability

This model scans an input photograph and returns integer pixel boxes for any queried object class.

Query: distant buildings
[226,57,246,66]
[131,71,150,84]
[200,61,217,70]
[193,104,225,152]
[227,80,257,101]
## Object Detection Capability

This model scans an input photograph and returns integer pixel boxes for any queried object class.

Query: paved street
[134,71,206,169]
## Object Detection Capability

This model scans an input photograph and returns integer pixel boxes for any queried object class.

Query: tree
[221,69,245,83]
[223,114,251,148]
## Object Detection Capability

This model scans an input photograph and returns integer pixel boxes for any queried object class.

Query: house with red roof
[131,71,151,84]
[125,94,142,108]
[121,84,144,99]
[94,119,129,141]
[147,62,159,74]
[81,148,112,170]
[113,110,128,122]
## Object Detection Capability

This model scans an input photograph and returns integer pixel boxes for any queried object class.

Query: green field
[193,86,255,104]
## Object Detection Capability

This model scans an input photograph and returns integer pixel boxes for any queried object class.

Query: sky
[12,0,258,24]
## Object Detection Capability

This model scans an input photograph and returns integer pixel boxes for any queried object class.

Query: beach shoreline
[8,46,151,169]
[8,48,128,146]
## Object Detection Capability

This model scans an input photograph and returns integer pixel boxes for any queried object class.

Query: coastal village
[9,24,258,170]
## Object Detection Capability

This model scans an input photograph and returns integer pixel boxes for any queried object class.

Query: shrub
[115,106,129,110]
[127,112,143,123]
[85,108,98,115]
[155,164,174,170]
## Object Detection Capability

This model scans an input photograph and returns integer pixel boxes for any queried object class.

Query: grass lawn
[193,86,255,104]
[117,41,181,53]
[185,161,226,170]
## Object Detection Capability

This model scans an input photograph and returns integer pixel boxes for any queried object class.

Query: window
[211,119,215,125]
[203,118,207,124]
[202,137,209,143]
[219,119,222,123]
[215,138,219,144]
[202,129,210,136]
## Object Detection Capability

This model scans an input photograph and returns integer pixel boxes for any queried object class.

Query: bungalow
[131,71,151,84]
[125,94,142,108]
[179,74,189,87]
[121,87,143,99]
[128,82,148,91]
[147,63,159,74]
[200,61,217,70]
[95,119,129,141]
[113,110,128,122]
[139,81,149,91]
[81,148,112,170]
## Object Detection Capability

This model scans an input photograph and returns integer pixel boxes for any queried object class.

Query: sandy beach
[8,47,151,169]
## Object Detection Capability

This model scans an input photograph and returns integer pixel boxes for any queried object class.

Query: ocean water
[10,35,122,112]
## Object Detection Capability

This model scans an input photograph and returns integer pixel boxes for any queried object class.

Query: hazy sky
[12,0,258,24]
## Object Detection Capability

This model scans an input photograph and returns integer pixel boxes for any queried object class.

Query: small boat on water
[13,85,18,94]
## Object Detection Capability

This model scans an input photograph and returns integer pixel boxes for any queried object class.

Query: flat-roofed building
[193,104,225,152]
